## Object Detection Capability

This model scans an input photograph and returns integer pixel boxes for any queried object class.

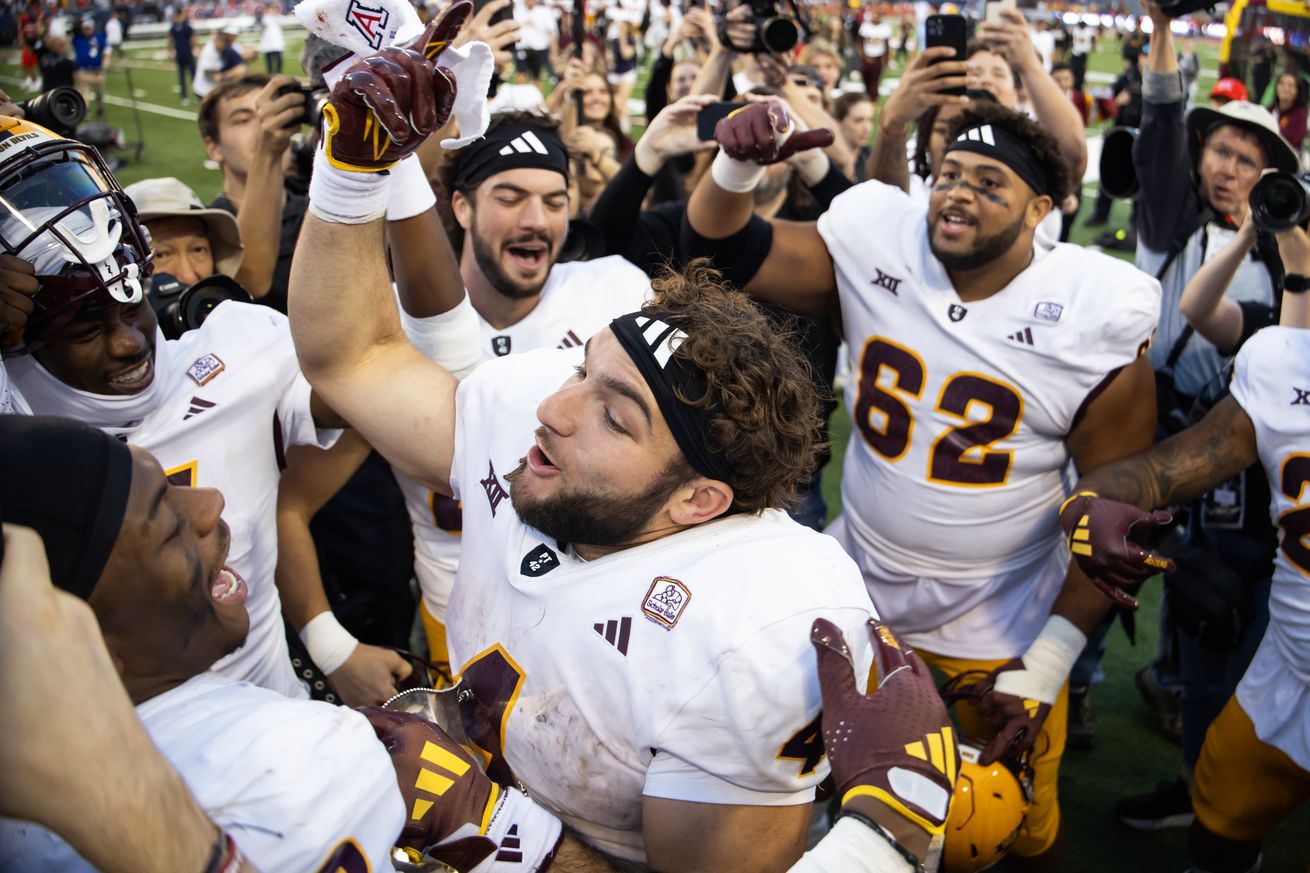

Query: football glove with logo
[713,101,834,166]
[811,618,957,869]
[970,615,1086,765]
[320,2,469,174]
[1058,490,1176,609]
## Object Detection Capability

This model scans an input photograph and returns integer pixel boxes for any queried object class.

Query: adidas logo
[499,131,550,156]
[1006,327,1034,346]
[956,124,996,145]
[594,616,632,656]
[183,396,217,420]
[496,824,523,862]
[558,329,582,349]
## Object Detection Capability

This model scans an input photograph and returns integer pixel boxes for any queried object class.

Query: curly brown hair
[435,110,562,256]
[943,102,1071,202]
[644,260,825,514]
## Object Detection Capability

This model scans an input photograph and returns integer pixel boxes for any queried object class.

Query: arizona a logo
[346,0,391,50]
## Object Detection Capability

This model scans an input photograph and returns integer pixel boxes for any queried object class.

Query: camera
[15,87,87,138]
[1099,127,1139,200]
[148,273,252,340]
[718,0,800,55]
[275,82,330,130]
[1249,171,1310,232]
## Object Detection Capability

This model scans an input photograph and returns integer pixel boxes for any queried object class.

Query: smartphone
[984,0,1018,26]
[697,101,747,142]
[924,14,967,97]
[472,0,513,27]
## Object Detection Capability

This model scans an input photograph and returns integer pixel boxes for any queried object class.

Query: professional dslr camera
[14,87,87,138]
[1249,171,1310,232]
[147,273,252,340]
[718,0,807,55]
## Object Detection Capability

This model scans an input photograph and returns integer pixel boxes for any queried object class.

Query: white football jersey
[0,673,404,873]
[7,302,339,697]
[1229,326,1310,771]
[0,360,25,415]
[817,181,1160,657]
[447,349,877,865]
[400,256,650,621]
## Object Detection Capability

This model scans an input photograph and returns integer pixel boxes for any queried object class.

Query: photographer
[1116,0,1297,831]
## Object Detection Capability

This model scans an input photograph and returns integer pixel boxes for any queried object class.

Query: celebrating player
[282,26,973,870]
[684,99,1162,869]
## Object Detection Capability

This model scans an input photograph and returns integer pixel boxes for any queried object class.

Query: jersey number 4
[1280,454,1310,576]
[854,337,1023,487]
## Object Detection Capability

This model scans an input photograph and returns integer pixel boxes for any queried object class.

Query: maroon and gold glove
[714,101,834,165]
[1059,490,1176,609]
[360,706,499,870]
[811,618,957,839]
[322,2,471,173]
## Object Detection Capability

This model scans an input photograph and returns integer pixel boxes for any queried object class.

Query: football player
[0,115,349,699]
[287,31,954,871]
[400,110,649,682]
[684,99,1162,869]
[1056,313,1310,873]
[0,415,404,871]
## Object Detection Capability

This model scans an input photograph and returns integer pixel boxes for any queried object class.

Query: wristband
[783,816,915,873]
[469,788,563,873]
[398,293,482,380]
[386,155,438,222]
[300,610,359,675]
[996,615,1086,706]
[710,150,766,193]
[309,147,393,225]
[202,830,245,873]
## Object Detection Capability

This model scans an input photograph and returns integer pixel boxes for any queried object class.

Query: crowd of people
[0,0,1308,871]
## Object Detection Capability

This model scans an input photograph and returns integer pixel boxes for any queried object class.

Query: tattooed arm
[1072,395,1259,510]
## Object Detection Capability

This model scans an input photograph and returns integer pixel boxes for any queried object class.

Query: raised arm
[1134,3,1194,251]
[1179,211,1255,351]
[289,8,471,492]
[863,47,968,191]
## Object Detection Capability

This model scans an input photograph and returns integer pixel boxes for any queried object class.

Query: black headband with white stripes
[453,121,571,189]
[943,123,1050,198]
[610,311,736,485]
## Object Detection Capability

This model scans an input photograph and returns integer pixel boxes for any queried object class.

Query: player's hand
[714,100,833,166]
[254,75,306,156]
[0,254,38,335]
[971,658,1054,764]
[360,707,499,867]
[322,4,471,173]
[877,47,968,134]
[328,642,414,707]
[811,618,955,859]
[1059,491,1175,609]
[977,9,1041,76]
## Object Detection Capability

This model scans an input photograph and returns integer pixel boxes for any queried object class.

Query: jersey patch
[481,461,510,516]
[1033,301,1064,322]
[345,0,390,50]
[187,353,225,386]
[520,543,559,577]
[641,577,691,629]
[872,268,902,296]
[492,335,511,357]
[948,304,967,322]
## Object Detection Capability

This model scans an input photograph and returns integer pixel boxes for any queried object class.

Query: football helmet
[0,116,151,356]
[942,742,1033,873]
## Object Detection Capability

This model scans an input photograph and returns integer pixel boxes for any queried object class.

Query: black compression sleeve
[679,211,774,289]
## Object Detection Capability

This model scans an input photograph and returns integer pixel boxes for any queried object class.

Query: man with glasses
[1118,0,1300,834]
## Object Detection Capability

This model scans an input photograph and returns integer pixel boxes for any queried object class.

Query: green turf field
[2,29,1306,872]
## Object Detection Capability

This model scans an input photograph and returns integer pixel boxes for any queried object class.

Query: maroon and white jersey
[446,348,876,864]
[817,181,1159,658]
[400,255,649,622]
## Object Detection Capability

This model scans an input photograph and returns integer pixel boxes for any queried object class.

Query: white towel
[294,0,492,148]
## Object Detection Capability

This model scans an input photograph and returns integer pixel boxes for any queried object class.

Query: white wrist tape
[469,788,563,873]
[710,150,766,193]
[785,818,914,873]
[398,292,482,380]
[309,147,393,224]
[995,615,1087,706]
[386,155,437,222]
[299,611,359,675]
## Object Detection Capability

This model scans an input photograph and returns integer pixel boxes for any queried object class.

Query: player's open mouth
[507,243,548,272]
[211,565,248,607]
[526,441,560,475]
[107,357,153,390]
[938,209,976,238]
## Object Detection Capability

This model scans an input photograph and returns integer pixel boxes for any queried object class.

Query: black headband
[453,121,571,189]
[609,312,735,485]
[944,123,1050,198]
[0,414,133,599]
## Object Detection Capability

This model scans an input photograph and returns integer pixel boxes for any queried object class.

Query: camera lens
[48,90,84,128]
[1264,179,1300,221]
[760,16,798,54]
[1251,171,1310,232]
